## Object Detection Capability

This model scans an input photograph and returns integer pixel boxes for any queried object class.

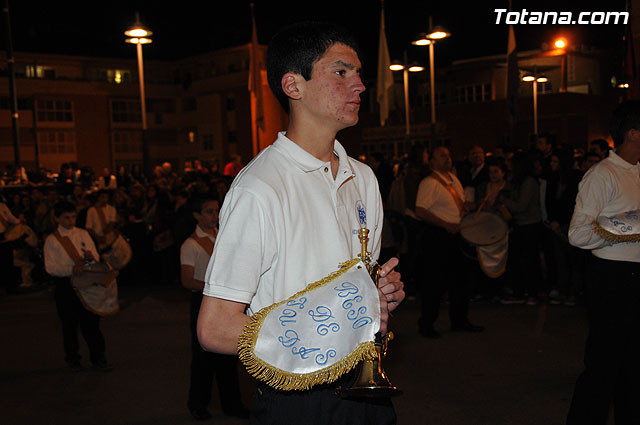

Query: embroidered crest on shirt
[355,200,367,228]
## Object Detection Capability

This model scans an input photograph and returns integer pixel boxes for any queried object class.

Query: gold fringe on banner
[237,258,377,391]
[592,221,640,244]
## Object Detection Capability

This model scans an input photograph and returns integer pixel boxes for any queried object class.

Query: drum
[101,234,132,270]
[72,262,119,316]
[460,211,509,278]
[3,223,38,247]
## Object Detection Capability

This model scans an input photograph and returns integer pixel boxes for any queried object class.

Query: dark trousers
[251,381,396,425]
[418,223,472,330]
[567,256,640,425]
[53,277,105,364]
[188,292,244,413]
[508,222,545,298]
[0,240,19,292]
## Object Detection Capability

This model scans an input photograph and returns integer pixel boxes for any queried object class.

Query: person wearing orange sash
[86,189,118,250]
[415,146,484,339]
[180,195,247,421]
[43,201,111,371]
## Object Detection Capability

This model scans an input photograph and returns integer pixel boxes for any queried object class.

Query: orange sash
[53,230,83,266]
[430,172,464,215]
[190,232,214,256]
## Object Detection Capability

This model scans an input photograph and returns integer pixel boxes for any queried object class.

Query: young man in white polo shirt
[566,100,640,425]
[180,194,247,421]
[197,22,405,424]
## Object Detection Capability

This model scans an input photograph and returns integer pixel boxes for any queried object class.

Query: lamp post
[412,22,451,125]
[125,12,152,177]
[390,53,424,136]
[521,73,548,136]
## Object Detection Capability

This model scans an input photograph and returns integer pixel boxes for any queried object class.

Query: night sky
[7,0,630,78]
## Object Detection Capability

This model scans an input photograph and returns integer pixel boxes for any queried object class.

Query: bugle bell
[340,228,401,398]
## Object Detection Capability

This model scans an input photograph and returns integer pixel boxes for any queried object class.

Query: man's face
[194,200,219,231]
[536,137,551,154]
[469,146,484,167]
[97,193,109,206]
[56,211,76,230]
[430,147,452,173]
[299,43,365,131]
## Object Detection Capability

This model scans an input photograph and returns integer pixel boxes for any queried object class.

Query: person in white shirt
[180,194,247,421]
[566,100,640,425]
[197,22,404,425]
[85,189,118,250]
[44,200,111,371]
[415,147,484,339]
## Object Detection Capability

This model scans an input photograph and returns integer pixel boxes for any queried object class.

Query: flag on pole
[506,23,518,126]
[377,2,394,127]
[249,3,264,130]
[623,5,639,100]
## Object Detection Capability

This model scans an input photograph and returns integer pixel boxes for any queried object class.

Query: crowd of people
[0,158,241,293]
[369,134,611,335]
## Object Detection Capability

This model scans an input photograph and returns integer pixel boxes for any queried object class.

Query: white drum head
[460,212,508,246]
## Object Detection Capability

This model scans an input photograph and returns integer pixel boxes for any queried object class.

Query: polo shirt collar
[57,225,74,236]
[195,225,216,241]
[610,149,640,170]
[273,131,355,176]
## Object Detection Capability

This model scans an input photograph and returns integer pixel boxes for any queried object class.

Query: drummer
[415,146,484,339]
[85,189,118,250]
[44,200,112,371]
[565,100,640,425]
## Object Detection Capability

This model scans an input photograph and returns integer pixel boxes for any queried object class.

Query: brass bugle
[340,228,402,398]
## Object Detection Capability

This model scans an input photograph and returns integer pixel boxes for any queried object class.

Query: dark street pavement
[1,284,592,425]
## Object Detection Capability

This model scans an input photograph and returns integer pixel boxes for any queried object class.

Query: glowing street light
[125,12,152,177]
[521,74,548,136]
[412,22,451,124]
[390,55,424,135]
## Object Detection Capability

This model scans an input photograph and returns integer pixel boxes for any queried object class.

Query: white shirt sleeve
[204,188,277,303]
[568,169,611,250]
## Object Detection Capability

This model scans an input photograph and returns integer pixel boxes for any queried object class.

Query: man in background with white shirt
[566,100,640,425]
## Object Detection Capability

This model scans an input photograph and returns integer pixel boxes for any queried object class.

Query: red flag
[377,3,394,126]
[249,3,264,130]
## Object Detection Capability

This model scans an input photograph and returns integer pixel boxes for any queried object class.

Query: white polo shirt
[415,171,465,224]
[44,225,99,277]
[203,132,383,315]
[181,225,216,283]
[569,150,640,263]
[86,204,117,236]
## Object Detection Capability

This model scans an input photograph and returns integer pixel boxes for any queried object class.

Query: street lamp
[412,24,451,125]
[390,54,424,136]
[521,74,548,136]
[125,12,152,177]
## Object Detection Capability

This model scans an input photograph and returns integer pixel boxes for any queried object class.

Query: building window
[112,131,142,154]
[455,84,491,103]
[106,69,132,84]
[26,65,55,79]
[37,131,76,154]
[226,97,236,111]
[111,100,141,123]
[36,99,73,122]
[203,135,215,151]
[228,131,237,144]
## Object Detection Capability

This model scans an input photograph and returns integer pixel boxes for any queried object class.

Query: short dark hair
[609,100,640,147]
[189,193,219,215]
[267,21,361,114]
[53,200,76,218]
[589,138,610,155]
